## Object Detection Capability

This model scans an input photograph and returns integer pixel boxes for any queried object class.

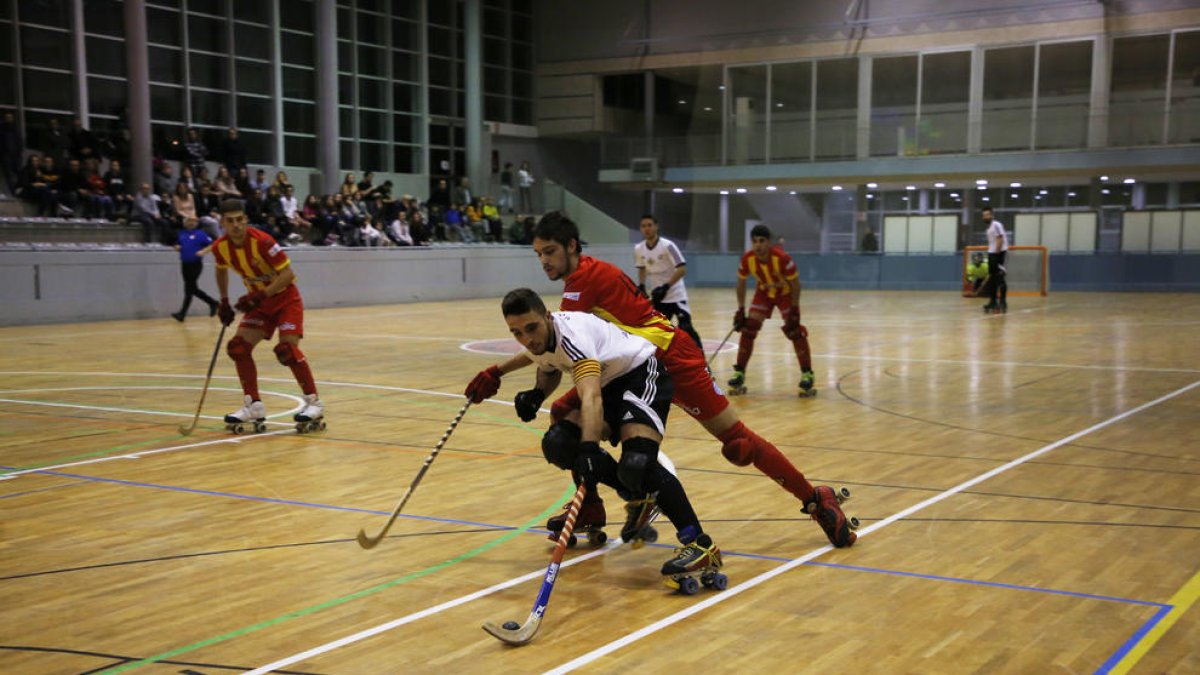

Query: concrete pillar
[314,0,339,194]
[719,192,729,254]
[70,0,88,122]
[464,0,483,195]
[124,0,152,188]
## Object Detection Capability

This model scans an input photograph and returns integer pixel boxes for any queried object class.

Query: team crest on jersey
[280,321,296,331]
[563,292,580,301]
[268,243,282,256]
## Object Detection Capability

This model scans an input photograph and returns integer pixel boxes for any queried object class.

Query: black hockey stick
[177,323,228,436]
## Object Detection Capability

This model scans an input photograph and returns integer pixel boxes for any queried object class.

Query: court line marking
[1099,567,1200,675]
[739,353,1200,374]
[543,378,1200,674]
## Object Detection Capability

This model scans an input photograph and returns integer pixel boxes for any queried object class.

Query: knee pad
[721,437,754,467]
[743,316,763,336]
[226,335,254,362]
[782,322,808,340]
[617,437,659,493]
[542,420,582,470]
[273,341,305,366]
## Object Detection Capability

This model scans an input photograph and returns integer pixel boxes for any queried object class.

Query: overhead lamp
[672,187,684,194]
[1123,178,1135,184]
[981,196,990,201]
[934,182,945,188]
[950,192,959,198]
[719,190,729,195]
[1039,189,1048,195]
[736,188,747,194]
[976,179,988,185]
[765,185,777,191]
[866,182,878,188]
[1099,175,1109,181]
[831,185,843,191]
[788,190,797,195]
[905,185,916,191]
[1101,188,1111,194]
[866,194,874,199]
[678,99,687,104]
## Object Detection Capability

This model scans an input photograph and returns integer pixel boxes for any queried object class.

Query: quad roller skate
[661,531,726,595]
[727,367,747,396]
[998,301,1008,314]
[798,370,818,398]
[224,395,267,434]
[803,485,860,548]
[982,302,998,314]
[294,393,326,433]
[547,491,608,547]
[619,494,660,549]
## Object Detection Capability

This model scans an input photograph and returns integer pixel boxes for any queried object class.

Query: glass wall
[870,55,917,157]
[982,45,1035,151]
[815,58,858,160]
[770,61,812,162]
[920,51,970,155]
[1168,30,1200,144]
[727,65,767,164]
[16,0,75,146]
[1110,34,1169,146]
[1036,41,1092,149]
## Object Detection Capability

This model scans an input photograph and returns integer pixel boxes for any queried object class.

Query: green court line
[98,484,574,673]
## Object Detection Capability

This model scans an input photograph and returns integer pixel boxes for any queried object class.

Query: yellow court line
[1107,567,1200,675]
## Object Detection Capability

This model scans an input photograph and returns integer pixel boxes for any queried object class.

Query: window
[1110,34,1169,146]
[983,45,1035,151]
[871,55,918,157]
[920,51,969,154]
[1036,41,1092,149]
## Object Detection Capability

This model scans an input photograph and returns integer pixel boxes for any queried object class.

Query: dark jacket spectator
[0,111,22,194]
[183,128,208,175]
[69,117,100,161]
[221,128,247,173]
[41,118,72,166]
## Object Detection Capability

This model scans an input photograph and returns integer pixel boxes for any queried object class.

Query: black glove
[733,307,746,331]
[650,284,669,304]
[573,440,603,484]
[513,387,546,422]
[217,298,235,326]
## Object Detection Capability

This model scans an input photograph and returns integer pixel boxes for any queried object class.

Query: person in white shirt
[517,161,535,213]
[386,212,414,246]
[488,288,724,588]
[634,214,703,351]
[982,207,1009,313]
[280,185,311,243]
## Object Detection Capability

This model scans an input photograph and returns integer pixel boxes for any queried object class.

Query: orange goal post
[962,245,1049,297]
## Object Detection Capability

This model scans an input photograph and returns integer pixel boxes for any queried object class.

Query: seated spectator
[340,172,358,197]
[249,168,269,194]
[69,117,100,162]
[510,214,536,245]
[385,210,414,246]
[244,188,267,228]
[194,183,223,237]
[273,170,291,193]
[58,158,89,217]
[196,165,213,192]
[353,214,384,247]
[262,184,286,240]
[409,209,431,246]
[465,200,485,242]
[153,162,175,196]
[132,182,172,244]
[104,159,133,218]
[16,154,47,213]
[83,158,115,220]
[452,176,473,208]
[444,202,472,242]
[280,184,312,242]
[178,164,198,194]
[38,156,67,215]
[234,167,252,197]
[171,181,198,235]
[481,196,503,242]
[212,166,241,197]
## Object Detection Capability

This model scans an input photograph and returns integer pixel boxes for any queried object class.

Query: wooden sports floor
[1,288,1198,674]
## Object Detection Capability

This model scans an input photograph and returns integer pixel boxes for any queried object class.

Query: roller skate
[803,485,860,548]
[982,302,998,314]
[294,393,326,433]
[661,529,726,595]
[547,490,607,547]
[619,494,660,549]
[798,370,817,398]
[727,367,747,396]
[998,301,1008,314]
[224,395,267,434]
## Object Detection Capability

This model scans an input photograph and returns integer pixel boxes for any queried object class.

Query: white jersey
[986,220,1009,253]
[634,236,688,304]
[526,311,656,387]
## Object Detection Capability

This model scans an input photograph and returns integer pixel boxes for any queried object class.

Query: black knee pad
[541,420,582,470]
[618,437,660,493]
[743,316,763,336]
[274,341,304,366]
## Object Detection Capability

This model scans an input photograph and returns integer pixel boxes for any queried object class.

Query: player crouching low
[482,288,726,593]
[211,198,325,433]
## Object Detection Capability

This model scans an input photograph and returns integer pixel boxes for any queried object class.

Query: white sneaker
[224,395,267,423]
[295,393,324,422]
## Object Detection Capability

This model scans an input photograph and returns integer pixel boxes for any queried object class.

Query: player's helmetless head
[750,224,773,257]
[639,214,658,242]
[982,207,993,223]
[220,199,249,241]
[502,288,552,355]
[532,212,581,280]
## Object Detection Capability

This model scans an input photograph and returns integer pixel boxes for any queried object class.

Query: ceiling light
[934,182,945,188]
[1068,191,1076,197]
[678,99,687,104]
[776,103,784,108]
[866,194,874,199]
[905,185,916,191]
[982,196,990,201]
[718,85,726,90]
[672,187,684,194]
[866,182,878,188]
[950,192,959,198]
[1123,177,1135,184]
[765,185,777,191]
[831,185,843,191]
[976,179,988,185]
[736,188,747,194]
[1039,189,1048,195]
[1099,175,1109,181]
[1010,182,1022,188]
[1101,188,1111,194]
[703,106,712,111]
[719,190,729,195]
[788,190,797,195]
[901,196,908,201]
[1011,193,1018,198]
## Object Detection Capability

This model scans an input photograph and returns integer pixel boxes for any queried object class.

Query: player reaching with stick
[499,288,724,592]
[211,198,325,434]
[465,213,856,548]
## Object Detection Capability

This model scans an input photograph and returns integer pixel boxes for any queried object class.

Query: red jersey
[738,245,798,300]
[211,228,293,293]
[560,255,676,351]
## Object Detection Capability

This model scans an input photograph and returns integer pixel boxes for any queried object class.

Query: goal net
[961,245,1048,297]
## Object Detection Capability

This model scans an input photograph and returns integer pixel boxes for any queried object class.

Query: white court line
[238,378,1199,673]
[543,378,1200,674]
[740,352,1200,374]
[243,543,618,675]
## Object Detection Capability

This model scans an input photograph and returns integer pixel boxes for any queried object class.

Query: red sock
[718,422,814,503]
[288,358,317,396]
[234,356,260,400]
[792,335,813,371]
[736,332,756,370]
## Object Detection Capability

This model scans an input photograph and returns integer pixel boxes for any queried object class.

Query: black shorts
[600,355,673,443]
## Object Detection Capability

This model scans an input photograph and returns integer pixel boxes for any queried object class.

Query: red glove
[733,308,746,331]
[465,365,502,403]
[235,290,267,313]
[783,306,801,339]
[217,298,235,326]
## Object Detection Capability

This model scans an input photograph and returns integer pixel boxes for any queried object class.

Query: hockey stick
[707,326,737,368]
[177,323,228,436]
[356,399,472,549]
[482,482,588,646]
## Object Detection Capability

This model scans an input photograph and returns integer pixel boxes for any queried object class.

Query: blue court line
[8,463,1174,671]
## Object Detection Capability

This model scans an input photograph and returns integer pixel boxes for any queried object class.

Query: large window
[727,65,767,164]
[983,45,1035,151]
[1036,41,1092,149]
[870,55,917,157]
[1168,31,1200,144]
[1110,34,1169,146]
[920,51,970,154]
[770,61,813,162]
[815,58,858,160]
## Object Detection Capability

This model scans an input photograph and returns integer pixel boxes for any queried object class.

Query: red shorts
[551,331,729,424]
[750,289,795,319]
[238,284,304,339]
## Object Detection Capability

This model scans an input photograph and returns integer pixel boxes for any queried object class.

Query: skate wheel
[295,423,306,434]
[230,424,244,435]
[678,576,700,595]
[566,534,578,548]
[848,516,861,530]
[835,486,851,502]
[317,420,326,431]
[710,573,728,591]
[589,530,607,546]
[254,422,267,433]
[641,526,658,544]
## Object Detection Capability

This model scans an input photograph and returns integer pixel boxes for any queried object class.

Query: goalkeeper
[965,252,989,296]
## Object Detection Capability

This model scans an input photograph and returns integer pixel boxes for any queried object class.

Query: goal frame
[962,245,1048,297]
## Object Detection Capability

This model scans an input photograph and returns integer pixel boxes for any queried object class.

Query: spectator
[194,182,223,237]
[171,181,198,234]
[104,127,132,168]
[58,158,89,217]
[444,202,472,242]
[481,196,503,242]
[427,178,450,211]
[452,176,473,207]
[103,159,133,218]
[273,170,291,192]
[39,156,66,215]
[498,162,514,214]
[510,214,536,245]
[244,187,267,228]
[183,127,208,176]
[17,154,53,214]
[409,209,431,245]
[860,226,879,253]
[132,182,171,243]
[517,161,535,213]
[262,184,287,240]
[357,171,378,196]
[249,168,269,194]
[465,199,485,241]
[69,117,100,162]
[339,172,358,197]
[41,118,71,166]
[353,214,383,247]
[281,184,311,242]
[196,165,213,192]
[153,162,175,196]
[178,164,198,194]
[84,158,115,220]
[212,166,241,197]
[221,127,247,173]
[0,111,22,196]
[234,167,252,197]
[385,210,414,246]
